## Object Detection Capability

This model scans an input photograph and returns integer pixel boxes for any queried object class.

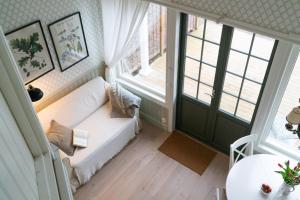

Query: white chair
[216,187,227,200]
[229,134,258,170]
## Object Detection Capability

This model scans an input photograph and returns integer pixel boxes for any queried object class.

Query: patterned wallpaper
[140,97,168,130]
[158,0,300,42]
[0,0,167,129]
[0,0,105,108]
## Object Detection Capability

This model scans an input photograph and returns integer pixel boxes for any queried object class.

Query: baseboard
[140,111,168,131]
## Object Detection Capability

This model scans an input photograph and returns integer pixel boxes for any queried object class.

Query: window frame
[252,42,300,160]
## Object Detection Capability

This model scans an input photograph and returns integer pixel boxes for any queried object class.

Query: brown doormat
[159,132,216,175]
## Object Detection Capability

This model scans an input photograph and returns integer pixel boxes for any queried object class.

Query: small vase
[278,182,295,195]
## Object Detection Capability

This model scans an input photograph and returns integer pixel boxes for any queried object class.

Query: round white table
[226,154,300,200]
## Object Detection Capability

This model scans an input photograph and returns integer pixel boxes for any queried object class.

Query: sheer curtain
[101,0,149,83]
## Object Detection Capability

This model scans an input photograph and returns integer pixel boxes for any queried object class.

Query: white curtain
[101,0,149,83]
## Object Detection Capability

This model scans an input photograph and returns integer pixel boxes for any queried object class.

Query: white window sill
[256,140,300,160]
[117,76,167,108]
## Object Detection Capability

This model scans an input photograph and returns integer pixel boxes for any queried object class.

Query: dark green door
[176,13,278,154]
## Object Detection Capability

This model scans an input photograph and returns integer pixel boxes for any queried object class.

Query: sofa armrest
[134,107,142,132]
[134,107,140,118]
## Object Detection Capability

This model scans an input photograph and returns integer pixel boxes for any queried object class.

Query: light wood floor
[74,121,229,200]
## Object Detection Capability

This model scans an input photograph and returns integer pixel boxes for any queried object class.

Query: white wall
[140,97,168,130]
[0,0,104,109]
[0,90,39,200]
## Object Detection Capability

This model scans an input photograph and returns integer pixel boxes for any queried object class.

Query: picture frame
[48,12,89,72]
[5,20,55,85]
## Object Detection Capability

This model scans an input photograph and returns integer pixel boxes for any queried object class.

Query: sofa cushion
[108,83,141,118]
[63,102,137,184]
[38,77,108,132]
[47,120,75,156]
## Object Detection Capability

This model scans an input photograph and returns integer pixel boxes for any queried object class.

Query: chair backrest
[229,134,258,170]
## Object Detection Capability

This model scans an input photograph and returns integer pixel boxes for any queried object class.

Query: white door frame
[165,8,180,132]
[0,27,72,199]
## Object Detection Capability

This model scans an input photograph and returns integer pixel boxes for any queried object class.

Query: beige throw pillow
[47,120,76,156]
[108,83,141,118]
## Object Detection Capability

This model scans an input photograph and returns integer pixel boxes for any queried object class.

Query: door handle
[205,89,215,98]
[205,93,213,97]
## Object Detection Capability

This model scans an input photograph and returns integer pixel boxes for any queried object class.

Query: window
[266,51,300,153]
[119,3,167,96]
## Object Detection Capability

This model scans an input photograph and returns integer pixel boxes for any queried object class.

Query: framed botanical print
[48,12,89,72]
[5,20,54,85]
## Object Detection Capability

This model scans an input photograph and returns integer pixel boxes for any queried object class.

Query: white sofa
[38,77,140,192]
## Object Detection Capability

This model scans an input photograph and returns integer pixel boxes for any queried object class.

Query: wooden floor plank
[74,121,229,200]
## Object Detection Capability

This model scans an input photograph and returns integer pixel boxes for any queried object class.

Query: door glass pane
[236,100,255,122]
[220,30,275,123]
[184,58,199,80]
[183,77,197,97]
[205,20,222,44]
[188,17,205,38]
[223,73,242,96]
[246,57,268,83]
[198,83,213,104]
[219,93,238,114]
[231,28,253,53]
[186,36,202,60]
[227,50,248,76]
[200,64,215,86]
[183,15,222,106]
[240,80,261,103]
[251,34,275,60]
[202,42,219,66]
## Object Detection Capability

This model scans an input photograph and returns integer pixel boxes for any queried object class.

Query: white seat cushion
[63,102,137,184]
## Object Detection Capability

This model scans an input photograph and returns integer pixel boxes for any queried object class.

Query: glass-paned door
[220,29,275,122]
[176,13,277,153]
[183,18,222,104]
